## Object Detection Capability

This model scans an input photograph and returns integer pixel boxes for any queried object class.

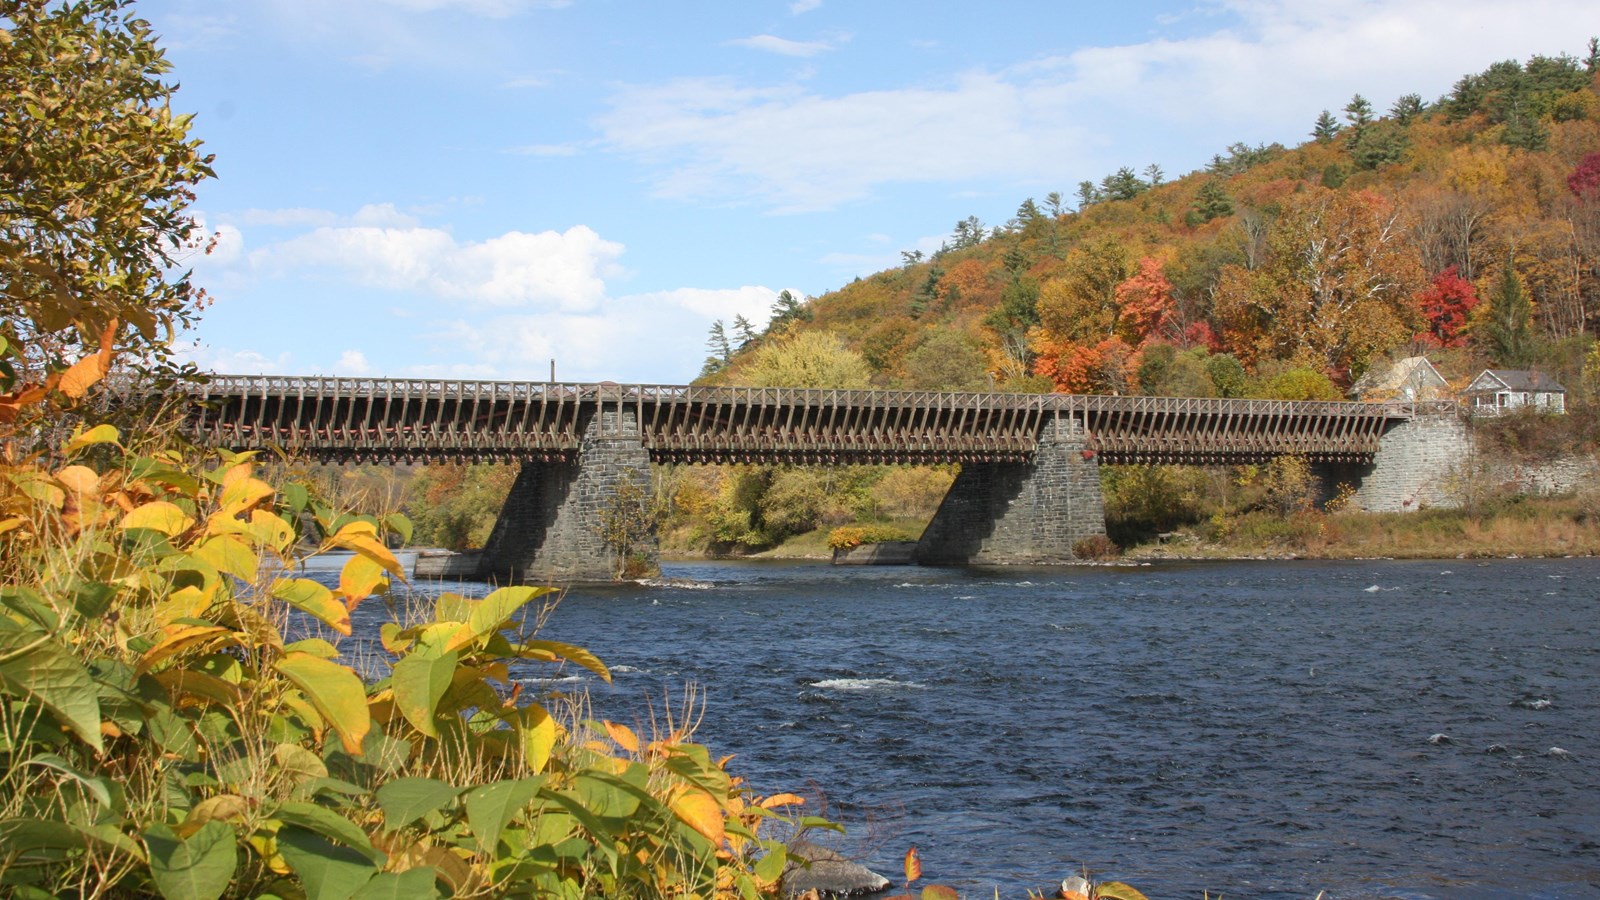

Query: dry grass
[1130,493,1600,560]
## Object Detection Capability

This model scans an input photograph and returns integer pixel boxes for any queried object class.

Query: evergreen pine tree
[1312,109,1341,143]
[1343,93,1374,127]
[1484,262,1535,368]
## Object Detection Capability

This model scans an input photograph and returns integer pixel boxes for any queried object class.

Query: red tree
[1568,151,1600,200]
[1414,266,1479,348]
[1113,256,1176,345]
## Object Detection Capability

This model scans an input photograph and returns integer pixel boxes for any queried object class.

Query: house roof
[1466,369,1567,393]
[1352,356,1449,398]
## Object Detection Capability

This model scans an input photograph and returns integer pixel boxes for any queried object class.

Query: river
[354,558,1600,899]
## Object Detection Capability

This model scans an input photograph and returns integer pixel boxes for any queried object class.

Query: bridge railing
[186,375,1442,465]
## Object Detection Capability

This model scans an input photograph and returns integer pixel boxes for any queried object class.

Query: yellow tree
[1213,187,1424,378]
[1,0,215,377]
[1036,237,1132,344]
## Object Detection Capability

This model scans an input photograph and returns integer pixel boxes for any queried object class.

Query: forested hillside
[411,46,1600,556]
[703,46,1600,402]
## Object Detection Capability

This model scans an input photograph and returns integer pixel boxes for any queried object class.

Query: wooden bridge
[190,375,1429,467]
[187,375,1466,580]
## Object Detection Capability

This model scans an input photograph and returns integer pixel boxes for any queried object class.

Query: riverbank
[661,493,1600,564]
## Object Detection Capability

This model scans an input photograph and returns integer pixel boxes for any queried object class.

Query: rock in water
[783,841,891,897]
[1059,875,1093,900]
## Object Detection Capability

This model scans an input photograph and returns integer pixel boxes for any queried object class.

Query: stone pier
[1318,411,1472,512]
[916,415,1107,565]
[479,406,658,584]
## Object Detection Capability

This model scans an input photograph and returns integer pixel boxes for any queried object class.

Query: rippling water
[354,558,1600,899]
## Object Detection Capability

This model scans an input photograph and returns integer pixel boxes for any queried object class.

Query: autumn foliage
[730,49,1600,402]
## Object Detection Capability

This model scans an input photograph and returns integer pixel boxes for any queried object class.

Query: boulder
[783,841,891,897]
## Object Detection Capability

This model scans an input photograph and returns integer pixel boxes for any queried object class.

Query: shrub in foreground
[0,378,819,898]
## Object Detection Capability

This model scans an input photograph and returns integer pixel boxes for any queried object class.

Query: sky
[144,0,1595,384]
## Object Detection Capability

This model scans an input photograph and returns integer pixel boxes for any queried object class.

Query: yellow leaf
[905,846,922,885]
[273,578,351,635]
[139,624,232,673]
[671,788,726,846]
[219,476,275,515]
[219,459,254,489]
[245,509,295,553]
[58,337,112,400]
[275,652,371,755]
[518,638,611,683]
[154,669,244,707]
[181,794,250,835]
[758,793,806,810]
[65,423,120,454]
[156,584,214,622]
[333,531,404,579]
[0,516,23,537]
[194,535,260,582]
[338,553,387,607]
[54,465,101,497]
[1092,883,1151,900]
[521,703,556,773]
[121,501,194,537]
[604,721,640,754]
[333,519,378,539]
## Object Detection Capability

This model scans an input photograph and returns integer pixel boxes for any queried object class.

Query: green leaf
[351,869,439,900]
[0,816,89,852]
[754,841,787,883]
[276,826,378,900]
[390,651,456,738]
[467,586,554,641]
[25,754,115,810]
[0,586,58,630]
[71,580,117,618]
[575,772,644,821]
[463,777,544,853]
[381,512,414,545]
[281,481,309,516]
[273,579,351,636]
[145,821,237,900]
[375,777,459,830]
[274,653,370,755]
[0,621,103,752]
[284,638,341,659]
[271,801,383,864]
[65,423,121,453]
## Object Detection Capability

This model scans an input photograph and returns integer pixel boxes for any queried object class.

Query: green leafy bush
[0,366,822,898]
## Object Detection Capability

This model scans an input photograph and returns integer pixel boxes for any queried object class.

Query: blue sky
[150,0,1593,384]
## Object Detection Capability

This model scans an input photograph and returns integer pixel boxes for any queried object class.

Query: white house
[1352,356,1451,402]
[1463,369,1567,415]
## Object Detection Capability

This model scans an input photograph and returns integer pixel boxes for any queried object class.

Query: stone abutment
[915,416,1107,565]
[479,408,658,584]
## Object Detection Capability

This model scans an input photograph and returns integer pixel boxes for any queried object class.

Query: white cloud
[508,143,582,156]
[369,0,569,17]
[416,287,778,383]
[789,0,822,14]
[232,208,343,228]
[349,203,421,228]
[255,224,624,310]
[174,343,295,375]
[727,35,835,58]
[595,0,1594,213]
[336,350,374,375]
[597,72,1083,213]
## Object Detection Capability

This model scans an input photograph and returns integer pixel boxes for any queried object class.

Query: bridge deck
[189,376,1442,466]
